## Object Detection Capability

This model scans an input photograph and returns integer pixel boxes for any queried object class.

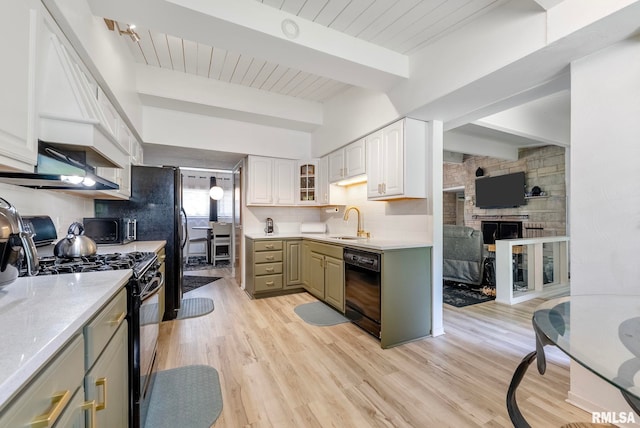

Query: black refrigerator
[95,165,186,321]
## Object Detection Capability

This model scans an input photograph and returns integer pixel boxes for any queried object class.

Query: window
[182,171,233,219]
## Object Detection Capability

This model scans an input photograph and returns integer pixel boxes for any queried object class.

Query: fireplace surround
[481,221,523,245]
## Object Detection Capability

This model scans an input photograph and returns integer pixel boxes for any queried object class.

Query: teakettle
[54,222,97,258]
[0,198,39,286]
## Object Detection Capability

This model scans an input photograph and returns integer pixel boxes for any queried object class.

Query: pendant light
[209,175,223,200]
[209,185,223,200]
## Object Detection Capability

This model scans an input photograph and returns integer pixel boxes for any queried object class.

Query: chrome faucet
[343,206,370,238]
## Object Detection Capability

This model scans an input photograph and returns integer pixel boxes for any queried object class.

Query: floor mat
[184,256,230,271]
[183,275,221,293]
[144,365,222,428]
[443,283,495,307]
[177,297,214,320]
[294,301,349,326]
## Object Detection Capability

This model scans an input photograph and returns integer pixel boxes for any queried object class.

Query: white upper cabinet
[248,156,307,206]
[366,118,427,200]
[296,160,318,205]
[328,139,366,183]
[0,0,41,171]
[248,156,274,205]
[318,156,346,206]
[273,158,296,205]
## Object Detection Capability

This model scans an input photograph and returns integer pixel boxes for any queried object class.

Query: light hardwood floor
[157,268,591,427]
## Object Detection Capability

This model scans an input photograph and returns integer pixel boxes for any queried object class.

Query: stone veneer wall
[443,192,458,225]
[443,145,567,237]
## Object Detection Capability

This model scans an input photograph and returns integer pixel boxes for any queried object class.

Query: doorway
[232,162,243,286]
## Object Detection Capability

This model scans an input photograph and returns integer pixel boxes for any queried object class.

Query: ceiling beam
[86,0,409,91]
[135,64,323,132]
[532,0,565,10]
[444,129,520,160]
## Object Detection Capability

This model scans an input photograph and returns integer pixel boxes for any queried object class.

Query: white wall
[311,86,399,157]
[0,183,94,239]
[321,184,430,242]
[143,106,312,160]
[569,36,640,421]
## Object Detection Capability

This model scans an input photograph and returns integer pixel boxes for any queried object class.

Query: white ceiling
[85,0,570,168]
[108,0,509,102]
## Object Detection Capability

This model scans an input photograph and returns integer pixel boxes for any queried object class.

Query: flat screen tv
[475,172,526,209]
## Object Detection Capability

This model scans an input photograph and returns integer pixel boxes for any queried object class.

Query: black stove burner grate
[36,252,156,276]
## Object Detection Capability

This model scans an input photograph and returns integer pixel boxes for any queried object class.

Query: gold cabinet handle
[265,267,274,272]
[265,281,275,286]
[82,400,97,428]
[95,377,107,411]
[265,244,274,249]
[266,256,274,260]
[31,390,71,428]
[109,311,126,325]
[383,183,386,193]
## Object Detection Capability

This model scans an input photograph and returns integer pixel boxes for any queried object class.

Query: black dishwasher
[344,248,382,339]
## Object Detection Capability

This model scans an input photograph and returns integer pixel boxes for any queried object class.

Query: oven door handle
[141,272,163,301]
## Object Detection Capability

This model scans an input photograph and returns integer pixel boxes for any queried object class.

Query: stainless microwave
[83,217,137,245]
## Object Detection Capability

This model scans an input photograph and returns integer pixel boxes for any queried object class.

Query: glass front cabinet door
[297,161,318,204]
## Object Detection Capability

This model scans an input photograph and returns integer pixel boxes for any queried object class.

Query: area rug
[183,275,222,293]
[144,365,222,428]
[177,297,214,320]
[443,283,495,308]
[184,256,230,271]
[294,301,349,326]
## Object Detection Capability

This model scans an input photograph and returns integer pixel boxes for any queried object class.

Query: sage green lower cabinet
[0,285,131,427]
[303,241,345,312]
[324,256,345,312]
[380,247,432,348]
[284,240,302,287]
[53,386,88,428]
[85,321,129,428]
[246,237,304,298]
[307,251,325,299]
[0,335,85,428]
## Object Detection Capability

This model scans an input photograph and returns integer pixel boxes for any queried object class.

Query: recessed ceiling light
[281,19,300,39]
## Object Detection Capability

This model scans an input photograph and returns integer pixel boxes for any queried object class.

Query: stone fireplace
[481,221,523,245]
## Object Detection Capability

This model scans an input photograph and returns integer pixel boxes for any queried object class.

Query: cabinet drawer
[254,274,283,292]
[255,262,283,276]
[0,335,84,428]
[254,250,283,263]
[308,241,343,259]
[255,240,283,251]
[84,288,127,370]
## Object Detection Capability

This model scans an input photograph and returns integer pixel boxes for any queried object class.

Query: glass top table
[508,295,640,427]
[534,295,640,400]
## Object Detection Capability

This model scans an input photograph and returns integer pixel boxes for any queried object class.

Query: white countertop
[0,268,133,410]
[244,233,431,251]
[95,240,166,254]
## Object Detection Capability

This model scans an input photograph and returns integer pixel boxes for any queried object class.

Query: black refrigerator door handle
[180,207,188,249]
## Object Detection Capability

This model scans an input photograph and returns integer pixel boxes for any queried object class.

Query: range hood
[0,141,119,191]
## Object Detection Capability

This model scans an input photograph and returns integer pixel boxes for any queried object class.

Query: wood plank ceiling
[118,0,506,103]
